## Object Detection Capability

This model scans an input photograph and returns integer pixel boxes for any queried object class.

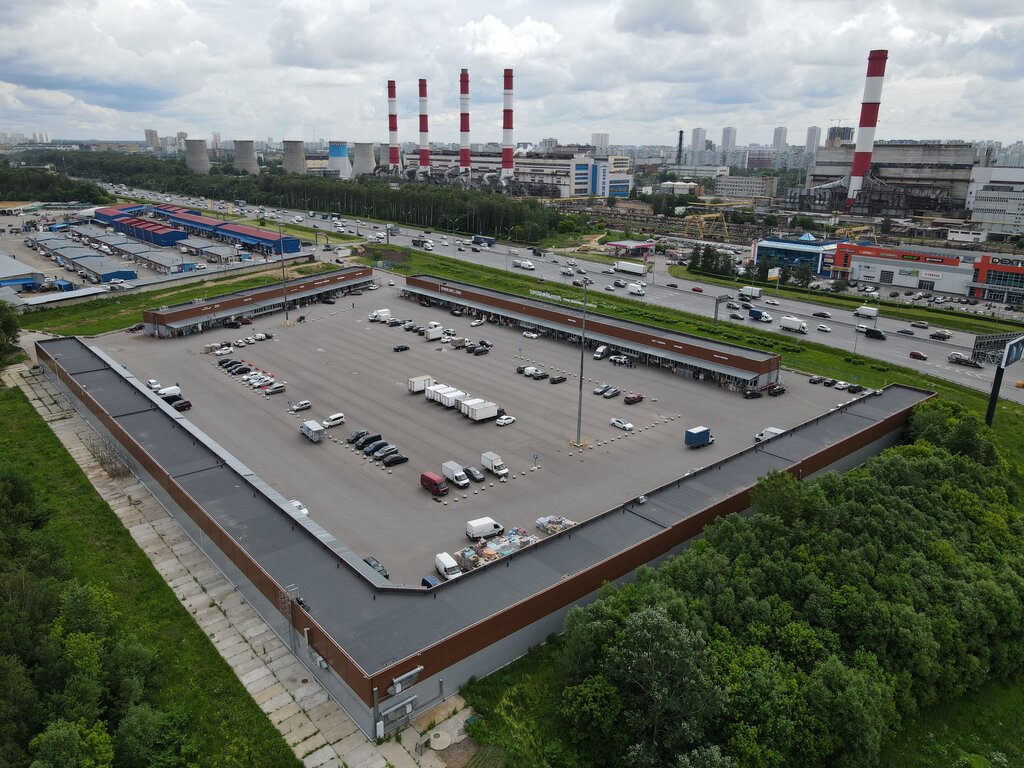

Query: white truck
[853,305,879,318]
[429,385,457,404]
[441,460,470,489]
[300,420,326,443]
[512,259,536,270]
[779,316,808,334]
[424,383,451,402]
[439,389,466,409]
[466,516,504,540]
[627,283,646,296]
[459,397,486,415]
[754,427,785,443]
[466,401,499,422]
[481,451,509,478]
[738,286,762,300]
[407,375,435,393]
[368,308,391,322]
[613,261,646,276]
[424,326,444,341]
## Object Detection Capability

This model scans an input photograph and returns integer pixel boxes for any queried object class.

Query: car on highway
[729,312,744,321]
[812,311,831,318]
[610,418,634,431]
[726,302,741,310]
[613,279,628,288]
[742,389,763,399]
[624,392,644,404]
[691,286,704,292]
[522,331,540,339]
[817,324,832,333]
[601,268,615,274]
[910,321,929,328]
[666,282,678,288]
[496,415,517,426]
[605,284,616,291]
[909,350,928,360]
[897,329,914,335]
[930,331,953,340]
[765,298,780,305]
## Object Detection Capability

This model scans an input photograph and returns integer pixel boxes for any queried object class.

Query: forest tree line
[0,162,112,204]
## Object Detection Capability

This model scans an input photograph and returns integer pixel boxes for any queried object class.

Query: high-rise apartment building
[690,128,706,154]
[772,127,788,152]
[591,133,609,152]
[721,127,737,153]
[805,126,821,153]
[211,131,221,150]
[144,129,160,149]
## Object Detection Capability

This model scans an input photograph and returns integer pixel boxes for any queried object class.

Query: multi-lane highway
[110,186,1024,405]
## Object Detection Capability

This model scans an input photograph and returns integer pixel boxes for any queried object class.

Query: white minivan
[322,413,345,429]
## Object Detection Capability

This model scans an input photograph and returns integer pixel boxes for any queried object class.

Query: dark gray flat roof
[41,336,931,675]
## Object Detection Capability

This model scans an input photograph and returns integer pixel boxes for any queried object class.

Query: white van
[156,385,181,399]
[627,283,645,296]
[322,413,345,428]
[593,345,610,360]
[466,517,505,541]
[434,552,462,580]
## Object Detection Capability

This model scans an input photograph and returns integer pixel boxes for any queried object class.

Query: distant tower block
[352,143,376,176]
[185,139,211,174]
[233,140,259,175]
[282,140,307,174]
[328,142,352,179]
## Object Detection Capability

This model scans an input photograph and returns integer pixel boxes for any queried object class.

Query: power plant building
[232,140,259,175]
[351,143,377,176]
[327,142,352,179]
[282,141,307,174]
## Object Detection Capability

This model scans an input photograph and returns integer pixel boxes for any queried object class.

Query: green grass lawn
[0,386,300,767]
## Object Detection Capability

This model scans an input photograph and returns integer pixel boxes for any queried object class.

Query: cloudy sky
[1,0,1021,147]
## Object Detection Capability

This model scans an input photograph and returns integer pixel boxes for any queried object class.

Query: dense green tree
[0,300,20,360]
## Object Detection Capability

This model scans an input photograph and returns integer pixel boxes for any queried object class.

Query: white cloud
[0,0,1019,145]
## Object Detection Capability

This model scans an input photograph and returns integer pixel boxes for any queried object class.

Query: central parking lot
[98,282,855,583]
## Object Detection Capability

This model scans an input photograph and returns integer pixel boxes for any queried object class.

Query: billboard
[974,332,1024,366]
[1002,335,1024,369]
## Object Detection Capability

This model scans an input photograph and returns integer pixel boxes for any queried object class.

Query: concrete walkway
[4,361,472,768]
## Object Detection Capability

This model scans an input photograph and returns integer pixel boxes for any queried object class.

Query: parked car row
[216,356,286,395]
[345,429,409,467]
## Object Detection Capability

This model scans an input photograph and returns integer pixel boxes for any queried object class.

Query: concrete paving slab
[339,742,388,768]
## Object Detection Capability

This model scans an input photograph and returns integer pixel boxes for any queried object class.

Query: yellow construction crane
[680,212,730,240]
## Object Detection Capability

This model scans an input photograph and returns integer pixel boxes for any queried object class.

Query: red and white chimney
[500,68,514,180]
[418,78,430,174]
[459,69,471,174]
[387,80,400,170]
[845,49,888,210]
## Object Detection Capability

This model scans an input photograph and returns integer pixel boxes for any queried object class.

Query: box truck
[738,286,762,300]
[684,426,715,448]
[429,385,458,403]
[481,451,509,477]
[300,420,325,443]
[407,375,435,393]
[459,397,486,415]
[779,316,808,334]
[613,261,646,276]
[853,305,879,318]
[368,308,391,322]
[424,326,444,341]
[439,389,466,409]
[442,460,470,489]
[472,235,495,247]
[754,427,785,443]
[466,401,499,422]
[748,308,773,322]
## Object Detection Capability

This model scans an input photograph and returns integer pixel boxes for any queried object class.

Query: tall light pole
[574,281,589,448]
[278,224,289,321]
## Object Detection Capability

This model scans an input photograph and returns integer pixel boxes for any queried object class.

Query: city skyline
[0,1,1021,146]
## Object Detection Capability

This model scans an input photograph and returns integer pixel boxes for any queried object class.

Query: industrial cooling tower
[351,143,376,176]
[328,141,352,179]
[282,141,307,175]
[185,139,211,174]
[233,140,259,175]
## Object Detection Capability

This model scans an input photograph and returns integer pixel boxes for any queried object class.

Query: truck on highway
[684,426,715,448]
[441,460,470,489]
[481,451,509,477]
[613,261,646,276]
[465,401,499,422]
[948,352,984,368]
[407,375,435,394]
[472,235,495,247]
[748,308,773,323]
[411,238,434,251]
[512,259,535,270]
[779,316,808,334]
[738,286,762,300]
[853,305,879,318]
[627,283,646,296]
[300,420,325,443]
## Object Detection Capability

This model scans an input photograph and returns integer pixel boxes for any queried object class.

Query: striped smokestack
[845,49,888,210]
[459,69,471,174]
[418,78,430,174]
[500,68,514,179]
[387,80,400,170]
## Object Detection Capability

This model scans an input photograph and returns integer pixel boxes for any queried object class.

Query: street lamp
[574,281,589,448]
[278,224,289,322]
